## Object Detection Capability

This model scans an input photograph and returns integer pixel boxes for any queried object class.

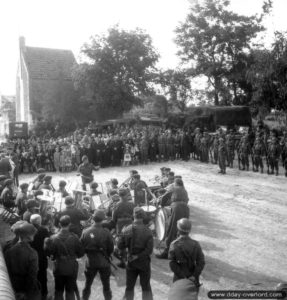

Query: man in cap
[80,210,114,300]
[0,152,12,178]
[15,182,29,218]
[44,215,84,300]
[30,214,50,299]
[168,218,205,289]
[117,207,154,300]
[156,188,190,259]
[23,199,40,222]
[112,188,135,268]
[57,180,69,198]
[78,155,100,190]
[55,196,89,237]
[32,172,46,190]
[0,178,16,209]
[38,175,54,191]
[5,221,41,300]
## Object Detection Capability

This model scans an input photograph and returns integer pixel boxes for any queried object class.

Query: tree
[156,69,193,112]
[73,26,159,121]
[175,0,270,105]
[247,31,287,112]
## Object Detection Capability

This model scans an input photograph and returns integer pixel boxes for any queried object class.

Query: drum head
[155,208,167,241]
[141,205,157,213]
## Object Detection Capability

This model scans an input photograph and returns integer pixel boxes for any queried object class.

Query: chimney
[19,36,26,53]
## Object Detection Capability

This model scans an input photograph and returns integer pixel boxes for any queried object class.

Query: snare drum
[155,207,172,242]
[141,205,157,214]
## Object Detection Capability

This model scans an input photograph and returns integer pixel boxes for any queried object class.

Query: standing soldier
[117,207,154,300]
[218,138,227,174]
[226,129,236,168]
[157,133,164,162]
[200,132,209,163]
[166,132,175,161]
[168,218,205,290]
[268,136,281,176]
[194,129,202,161]
[44,215,85,300]
[282,140,287,177]
[5,222,41,300]
[238,135,252,171]
[212,133,219,164]
[81,210,114,300]
[148,133,158,162]
[174,131,181,160]
[253,136,266,173]
[140,135,149,164]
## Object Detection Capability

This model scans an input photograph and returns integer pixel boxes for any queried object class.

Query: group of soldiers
[193,127,287,176]
[1,165,205,300]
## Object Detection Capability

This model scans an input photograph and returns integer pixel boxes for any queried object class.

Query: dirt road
[18,160,287,299]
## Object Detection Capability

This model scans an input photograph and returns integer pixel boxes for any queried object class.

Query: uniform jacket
[169,235,205,282]
[81,224,114,269]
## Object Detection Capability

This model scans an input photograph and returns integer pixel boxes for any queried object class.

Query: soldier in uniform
[38,175,54,191]
[226,129,236,168]
[211,133,219,164]
[55,196,89,237]
[5,221,41,300]
[268,136,281,175]
[112,188,135,268]
[0,178,16,210]
[252,136,266,173]
[157,133,164,162]
[238,135,252,171]
[30,214,50,299]
[44,215,84,300]
[148,134,158,162]
[57,180,70,198]
[15,182,29,218]
[81,210,114,300]
[78,155,99,190]
[117,207,154,300]
[200,132,209,163]
[166,132,175,161]
[168,218,205,288]
[140,135,149,164]
[218,138,227,174]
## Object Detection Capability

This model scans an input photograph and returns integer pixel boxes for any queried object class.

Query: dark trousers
[82,267,112,300]
[38,266,48,296]
[54,275,77,300]
[124,261,153,300]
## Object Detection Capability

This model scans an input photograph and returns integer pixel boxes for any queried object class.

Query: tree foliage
[72,26,159,121]
[156,69,193,112]
[175,0,269,105]
[247,31,287,112]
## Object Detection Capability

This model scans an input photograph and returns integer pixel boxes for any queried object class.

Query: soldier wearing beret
[117,207,154,300]
[5,221,41,300]
[80,210,114,300]
[168,219,205,290]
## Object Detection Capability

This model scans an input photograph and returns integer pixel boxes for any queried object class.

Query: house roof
[24,46,76,80]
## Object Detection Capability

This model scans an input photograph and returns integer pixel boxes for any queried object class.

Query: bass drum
[155,207,172,242]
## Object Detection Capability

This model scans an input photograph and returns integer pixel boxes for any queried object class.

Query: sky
[0,0,286,95]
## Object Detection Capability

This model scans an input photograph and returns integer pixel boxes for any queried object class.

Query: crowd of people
[0,165,205,300]
[1,121,287,185]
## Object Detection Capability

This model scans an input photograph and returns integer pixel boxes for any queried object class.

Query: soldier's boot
[270,169,274,175]
[246,166,249,171]
[276,169,279,176]
[230,161,233,168]
[103,290,112,300]
[260,168,264,174]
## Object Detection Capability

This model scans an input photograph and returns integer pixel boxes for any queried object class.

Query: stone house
[16,37,77,128]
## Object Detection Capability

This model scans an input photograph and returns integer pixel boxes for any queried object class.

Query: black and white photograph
[0,0,287,299]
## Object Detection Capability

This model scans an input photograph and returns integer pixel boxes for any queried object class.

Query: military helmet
[177,218,192,233]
